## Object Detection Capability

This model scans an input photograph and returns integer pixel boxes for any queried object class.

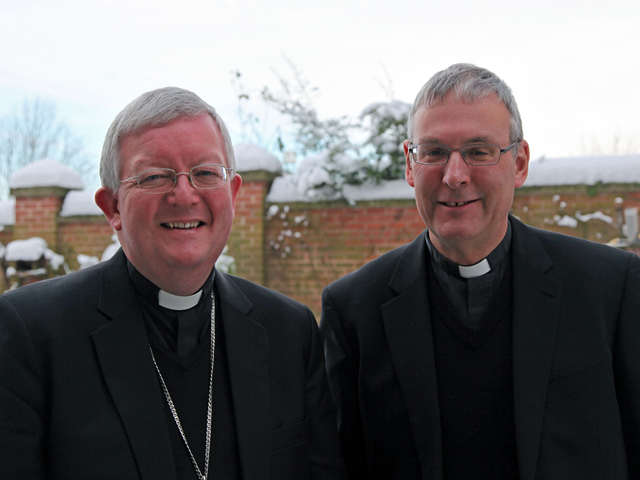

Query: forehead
[119,114,227,173]
[413,92,511,142]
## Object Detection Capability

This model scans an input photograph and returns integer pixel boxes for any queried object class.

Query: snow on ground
[9,158,84,190]
[525,155,640,186]
[234,143,282,173]
[60,190,104,216]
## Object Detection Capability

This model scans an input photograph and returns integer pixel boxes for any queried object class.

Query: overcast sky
[1,0,638,189]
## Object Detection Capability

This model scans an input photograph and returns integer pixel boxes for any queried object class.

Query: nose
[442,150,470,189]
[168,172,199,206]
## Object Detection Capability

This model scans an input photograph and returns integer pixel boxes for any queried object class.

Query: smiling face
[96,114,241,294]
[403,92,529,265]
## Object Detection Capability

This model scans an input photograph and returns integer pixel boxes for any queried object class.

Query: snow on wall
[5,237,48,262]
[9,158,84,190]
[60,190,104,217]
[234,143,282,173]
[0,198,15,226]
[267,176,414,204]
[524,154,640,187]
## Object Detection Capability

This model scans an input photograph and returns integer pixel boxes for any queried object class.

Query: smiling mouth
[162,222,204,229]
[442,200,475,207]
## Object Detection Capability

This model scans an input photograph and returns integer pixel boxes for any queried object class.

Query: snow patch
[0,198,15,226]
[78,254,99,269]
[101,234,121,262]
[234,143,282,173]
[575,211,615,225]
[9,158,84,190]
[60,190,104,217]
[525,155,640,187]
[360,101,411,122]
[555,215,578,228]
[5,237,48,262]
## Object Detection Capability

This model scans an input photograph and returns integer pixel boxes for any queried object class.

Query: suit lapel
[215,272,271,480]
[510,218,563,480]
[91,250,177,480]
[381,233,443,480]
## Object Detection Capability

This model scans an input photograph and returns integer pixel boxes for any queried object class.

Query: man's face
[403,92,529,264]
[96,114,241,291]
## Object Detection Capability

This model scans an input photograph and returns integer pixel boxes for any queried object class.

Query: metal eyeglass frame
[120,164,234,194]
[409,140,520,166]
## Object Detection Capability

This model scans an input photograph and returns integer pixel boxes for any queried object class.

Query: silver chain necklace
[149,290,215,480]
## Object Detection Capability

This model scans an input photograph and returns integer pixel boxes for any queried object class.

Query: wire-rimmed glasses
[121,164,233,194]
[408,141,520,166]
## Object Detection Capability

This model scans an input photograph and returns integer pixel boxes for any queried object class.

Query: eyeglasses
[409,141,520,166]
[121,164,233,194]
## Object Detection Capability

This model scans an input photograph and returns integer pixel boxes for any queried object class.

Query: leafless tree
[578,130,640,156]
[0,98,93,198]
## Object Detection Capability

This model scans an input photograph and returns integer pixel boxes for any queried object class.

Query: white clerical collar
[158,289,203,311]
[458,258,491,279]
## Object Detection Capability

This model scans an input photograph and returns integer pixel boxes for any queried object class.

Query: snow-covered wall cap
[5,237,48,262]
[234,143,282,173]
[524,154,640,187]
[267,177,414,203]
[60,190,104,217]
[9,158,84,190]
[0,198,15,226]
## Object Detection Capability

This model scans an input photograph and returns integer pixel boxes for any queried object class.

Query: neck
[428,225,508,266]
[133,263,213,296]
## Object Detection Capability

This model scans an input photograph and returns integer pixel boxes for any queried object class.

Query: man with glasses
[321,64,640,479]
[0,87,345,479]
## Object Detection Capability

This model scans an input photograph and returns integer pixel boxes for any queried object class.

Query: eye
[194,168,221,178]
[465,145,495,156]
[138,170,173,186]
[417,144,448,159]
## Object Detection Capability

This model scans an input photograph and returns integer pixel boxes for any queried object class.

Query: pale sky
[1,0,638,190]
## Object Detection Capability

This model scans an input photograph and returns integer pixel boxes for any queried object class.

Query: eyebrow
[414,136,495,145]
[132,154,227,172]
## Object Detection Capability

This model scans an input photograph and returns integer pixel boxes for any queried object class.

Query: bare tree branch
[0,98,93,198]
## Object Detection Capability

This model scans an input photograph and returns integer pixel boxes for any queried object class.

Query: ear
[513,140,530,188]
[229,173,242,210]
[403,140,416,187]
[95,187,123,231]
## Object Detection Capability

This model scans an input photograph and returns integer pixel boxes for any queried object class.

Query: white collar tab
[458,258,491,279]
[158,289,203,311]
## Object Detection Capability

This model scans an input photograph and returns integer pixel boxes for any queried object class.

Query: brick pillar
[10,186,71,251]
[229,170,279,285]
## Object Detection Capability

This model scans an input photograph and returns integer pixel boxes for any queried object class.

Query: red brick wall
[253,184,640,318]
[0,226,12,247]
[260,201,425,316]
[513,185,640,243]
[5,178,640,313]
[58,217,115,270]
[13,194,64,249]
[229,171,279,285]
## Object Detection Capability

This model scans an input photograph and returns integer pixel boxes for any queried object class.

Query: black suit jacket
[0,250,345,480]
[320,216,640,480]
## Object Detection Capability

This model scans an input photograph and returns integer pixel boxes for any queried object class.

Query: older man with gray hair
[321,64,640,479]
[0,87,345,480]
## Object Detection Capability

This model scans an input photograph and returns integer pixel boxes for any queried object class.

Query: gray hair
[407,63,523,151]
[100,87,235,192]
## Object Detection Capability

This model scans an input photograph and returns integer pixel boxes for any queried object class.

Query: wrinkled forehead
[118,114,228,174]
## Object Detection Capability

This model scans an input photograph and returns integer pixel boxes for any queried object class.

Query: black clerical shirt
[425,221,512,329]
[127,261,214,358]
